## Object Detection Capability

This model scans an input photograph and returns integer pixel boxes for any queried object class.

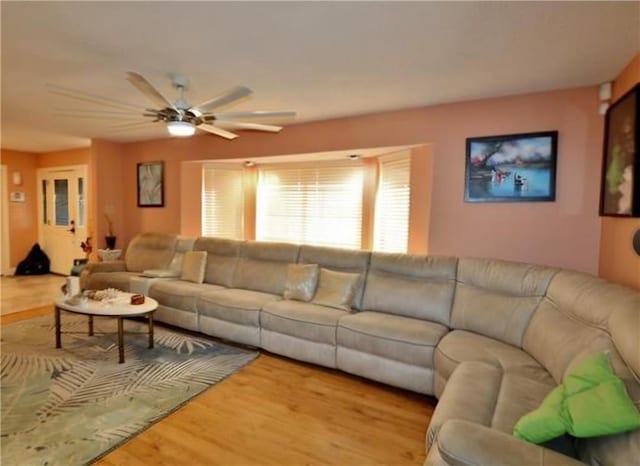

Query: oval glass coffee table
[54,293,159,363]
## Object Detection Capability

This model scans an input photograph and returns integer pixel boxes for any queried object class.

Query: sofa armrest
[436,420,586,466]
[84,260,126,274]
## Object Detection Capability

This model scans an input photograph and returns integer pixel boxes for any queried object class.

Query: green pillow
[514,352,640,443]
[513,385,568,443]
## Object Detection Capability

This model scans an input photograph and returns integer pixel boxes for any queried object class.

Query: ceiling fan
[49,72,296,139]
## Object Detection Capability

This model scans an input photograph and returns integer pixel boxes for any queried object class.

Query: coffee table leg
[117,317,124,364]
[148,313,154,349]
[55,306,61,348]
[88,315,94,336]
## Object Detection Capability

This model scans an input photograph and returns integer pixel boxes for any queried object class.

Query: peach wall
[90,140,125,250]
[1,149,39,266]
[37,147,90,168]
[599,52,640,289]
[409,145,433,255]
[180,162,202,237]
[117,86,603,273]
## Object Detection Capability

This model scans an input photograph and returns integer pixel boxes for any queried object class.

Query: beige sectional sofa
[82,232,640,466]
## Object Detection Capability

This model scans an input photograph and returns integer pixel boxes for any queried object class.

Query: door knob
[68,219,76,234]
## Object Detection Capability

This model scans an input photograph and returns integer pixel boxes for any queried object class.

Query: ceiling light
[167,121,196,137]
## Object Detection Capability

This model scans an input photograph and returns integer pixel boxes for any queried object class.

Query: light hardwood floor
[0,273,65,314]
[2,277,436,465]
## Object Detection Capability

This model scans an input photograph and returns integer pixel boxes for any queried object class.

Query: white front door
[38,165,88,275]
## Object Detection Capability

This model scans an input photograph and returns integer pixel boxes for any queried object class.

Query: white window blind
[256,163,364,249]
[374,154,411,253]
[202,166,244,239]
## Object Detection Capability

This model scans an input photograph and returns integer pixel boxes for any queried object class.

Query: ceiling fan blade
[198,124,238,140]
[105,121,158,133]
[215,121,282,133]
[126,72,177,111]
[53,112,144,121]
[192,86,252,114]
[213,110,296,120]
[108,120,157,128]
[47,84,143,112]
[53,107,143,116]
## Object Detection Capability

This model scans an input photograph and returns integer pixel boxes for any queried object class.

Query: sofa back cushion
[193,237,242,287]
[297,245,370,310]
[362,253,457,326]
[523,270,640,383]
[167,237,196,273]
[232,241,300,294]
[450,258,556,347]
[125,233,177,273]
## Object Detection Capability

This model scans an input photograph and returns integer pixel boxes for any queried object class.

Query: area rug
[1,313,259,465]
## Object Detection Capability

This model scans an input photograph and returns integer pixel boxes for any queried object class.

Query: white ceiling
[1,1,639,153]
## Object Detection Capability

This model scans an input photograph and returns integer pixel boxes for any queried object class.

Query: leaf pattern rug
[1,314,258,465]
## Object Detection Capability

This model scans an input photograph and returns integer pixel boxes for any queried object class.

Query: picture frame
[599,83,640,217]
[137,161,164,207]
[464,131,558,203]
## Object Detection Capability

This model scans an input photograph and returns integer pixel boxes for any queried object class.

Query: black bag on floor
[15,244,50,275]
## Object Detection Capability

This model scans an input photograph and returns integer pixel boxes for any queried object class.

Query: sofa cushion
[85,271,141,292]
[426,360,556,449]
[610,303,640,381]
[337,311,447,367]
[193,237,242,287]
[125,233,177,273]
[434,330,554,385]
[362,253,457,326]
[180,251,207,284]
[261,300,346,345]
[524,270,640,384]
[149,280,224,313]
[297,244,370,310]
[198,288,280,326]
[283,263,319,302]
[451,258,556,347]
[166,236,196,274]
[142,269,180,278]
[312,268,361,311]
[232,241,299,294]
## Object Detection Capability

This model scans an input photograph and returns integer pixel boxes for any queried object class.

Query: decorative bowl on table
[97,249,122,261]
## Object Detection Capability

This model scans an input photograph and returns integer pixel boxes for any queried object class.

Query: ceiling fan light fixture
[167,120,196,137]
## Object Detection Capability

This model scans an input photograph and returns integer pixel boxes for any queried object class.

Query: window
[77,177,85,226]
[256,163,364,249]
[374,154,411,253]
[54,179,69,226]
[201,166,244,239]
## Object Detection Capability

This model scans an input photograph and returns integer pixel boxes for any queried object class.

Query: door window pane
[54,179,69,226]
[42,180,48,224]
[77,178,85,226]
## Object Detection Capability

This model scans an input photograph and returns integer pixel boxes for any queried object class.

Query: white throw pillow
[284,263,319,302]
[312,268,361,311]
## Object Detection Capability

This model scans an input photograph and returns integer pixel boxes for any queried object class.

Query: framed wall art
[464,131,558,203]
[137,161,164,207]
[600,83,640,217]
